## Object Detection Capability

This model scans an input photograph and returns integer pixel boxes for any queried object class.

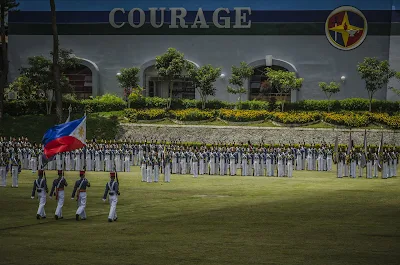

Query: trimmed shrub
[4,100,48,116]
[82,94,126,113]
[339,98,369,111]
[124,109,138,122]
[169,108,215,121]
[370,113,400,129]
[219,109,270,122]
[136,109,166,120]
[323,112,370,127]
[271,112,321,124]
[240,100,269,110]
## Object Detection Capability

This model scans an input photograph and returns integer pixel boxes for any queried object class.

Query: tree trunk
[327,94,331,112]
[50,0,62,123]
[201,95,206,109]
[369,92,373,112]
[167,81,172,109]
[0,0,7,120]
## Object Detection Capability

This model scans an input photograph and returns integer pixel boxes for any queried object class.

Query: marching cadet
[153,156,160,182]
[382,150,389,179]
[31,169,48,219]
[349,150,357,178]
[49,170,68,220]
[124,150,130,172]
[146,157,153,183]
[71,171,90,221]
[366,150,373,179]
[287,152,294,178]
[192,153,198,178]
[11,154,20,188]
[0,152,7,187]
[337,151,344,178]
[164,152,171,182]
[140,155,147,182]
[102,172,120,222]
[373,150,379,178]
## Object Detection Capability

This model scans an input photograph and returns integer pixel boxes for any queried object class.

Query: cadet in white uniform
[49,170,68,220]
[71,171,90,221]
[31,170,48,219]
[103,172,119,222]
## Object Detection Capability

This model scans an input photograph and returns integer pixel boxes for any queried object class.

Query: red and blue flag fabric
[42,116,86,159]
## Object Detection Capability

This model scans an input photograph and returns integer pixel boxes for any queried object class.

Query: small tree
[116,67,140,107]
[7,49,79,114]
[227,62,254,107]
[357,57,399,112]
[187,64,221,109]
[265,68,303,112]
[155,48,188,109]
[319,81,341,111]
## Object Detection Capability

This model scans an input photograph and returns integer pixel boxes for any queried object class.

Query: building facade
[8,0,400,102]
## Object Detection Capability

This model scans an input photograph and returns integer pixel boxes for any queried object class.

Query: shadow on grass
[0,113,120,143]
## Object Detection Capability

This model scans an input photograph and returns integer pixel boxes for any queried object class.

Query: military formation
[0,137,399,222]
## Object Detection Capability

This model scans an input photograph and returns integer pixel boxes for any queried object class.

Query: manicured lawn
[0,167,399,265]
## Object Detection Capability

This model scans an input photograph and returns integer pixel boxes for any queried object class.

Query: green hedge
[4,96,400,117]
[285,99,400,113]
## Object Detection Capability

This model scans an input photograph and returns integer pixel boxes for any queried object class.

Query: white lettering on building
[109,7,252,29]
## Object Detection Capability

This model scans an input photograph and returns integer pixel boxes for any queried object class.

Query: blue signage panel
[17,0,394,11]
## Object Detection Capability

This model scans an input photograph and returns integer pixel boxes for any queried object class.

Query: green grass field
[0,168,399,265]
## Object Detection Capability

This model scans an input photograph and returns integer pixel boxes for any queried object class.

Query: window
[172,80,195,99]
[149,81,155,97]
[249,65,290,101]
[65,65,93,99]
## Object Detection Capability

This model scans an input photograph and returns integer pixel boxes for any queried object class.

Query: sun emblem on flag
[325,6,368,51]
[78,126,85,138]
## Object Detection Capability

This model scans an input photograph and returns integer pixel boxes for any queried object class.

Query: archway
[247,58,299,102]
[140,59,199,100]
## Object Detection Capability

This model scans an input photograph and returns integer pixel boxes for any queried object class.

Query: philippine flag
[42,116,86,159]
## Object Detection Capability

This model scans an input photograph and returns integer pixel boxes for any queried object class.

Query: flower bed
[370,113,400,129]
[124,108,166,122]
[323,112,370,127]
[270,112,321,124]
[136,109,166,120]
[169,108,215,121]
[219,109,270,122]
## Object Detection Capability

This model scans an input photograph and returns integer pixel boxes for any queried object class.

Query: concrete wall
[8,34,391,102]
[118,124,400,146]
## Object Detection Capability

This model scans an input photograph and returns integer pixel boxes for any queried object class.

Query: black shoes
[76,214,79,221]
[113,217,118,221]
[55,215,58,220]
[108,218,112,222]
[36,214,40,220]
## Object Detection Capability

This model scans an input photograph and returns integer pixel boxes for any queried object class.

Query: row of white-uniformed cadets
[138,149,335,182]
[31,169,119,222]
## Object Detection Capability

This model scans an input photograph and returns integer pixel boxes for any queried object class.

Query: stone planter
[171,118,215,125]
[217,117,265,125]
[321,120,371,129]
[271,119,321,127]
[137,118,166,123]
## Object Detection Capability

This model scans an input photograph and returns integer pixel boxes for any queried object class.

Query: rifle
[113,161,120,195]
